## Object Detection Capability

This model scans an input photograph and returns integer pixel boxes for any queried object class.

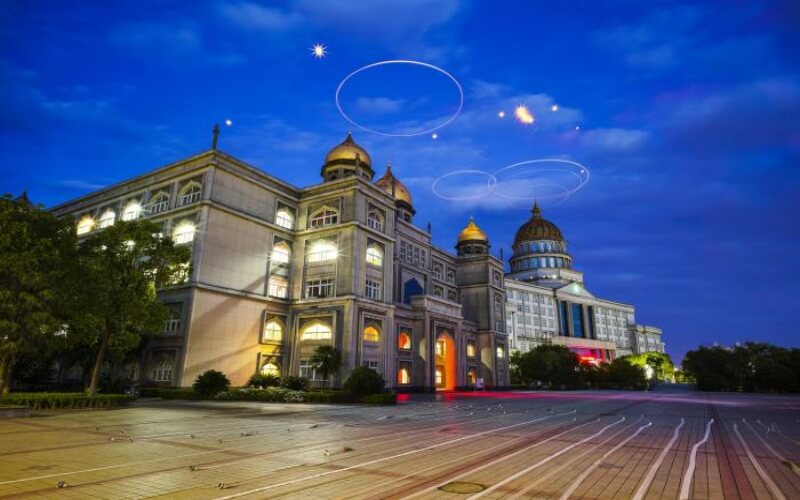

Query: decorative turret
[375,162,415,222]
[321,132,374,182]
[508,201,575,286]
[456,216,489,256]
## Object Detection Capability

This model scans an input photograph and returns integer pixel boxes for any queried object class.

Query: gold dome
[375,163,413,205]
[513,202,564,245]
[324,132,372,167]
[457,216,488,243]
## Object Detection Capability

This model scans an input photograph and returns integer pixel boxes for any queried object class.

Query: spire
[531,200,542,219]
[344,130,354,143]
[211,124,220,149]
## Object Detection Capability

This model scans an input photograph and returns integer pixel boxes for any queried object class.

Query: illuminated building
[50,133,508,390]
[504,203,665,360]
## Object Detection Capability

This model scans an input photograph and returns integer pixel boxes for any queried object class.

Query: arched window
[433,264,442,280]
[307,240,337,262]
[496,346,504,359]
[302,322,331,340]
[363,325,380,342]
[275,208,294,229]
[366,245,383,267]
[98,210,115,229]
[397,368,410,385]
[271,242,290,264]
[467,369,477,384]
[173,221,196,244]
[467,342,476,358]
[309,207,338,228]
[179,183,202,205]
[264,320,282,341]
[398,331,411,350]
[446,270,455,283]
[152,358,173,382]
[76,216,95,235]
[268,277,288,298]
[122,201,142,221]
[261,362,280,376]
[149,193,169,214]
[367,211,383,231]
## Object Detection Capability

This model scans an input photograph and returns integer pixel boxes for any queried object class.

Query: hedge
[0,393,134,410]
[140,388,199,400]
[360,393,397,405]
[214,388,396,405]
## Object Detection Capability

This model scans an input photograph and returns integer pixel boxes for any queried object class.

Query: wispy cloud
[354,97,405,115]
[219,2,302,31]
[56,180,107,191]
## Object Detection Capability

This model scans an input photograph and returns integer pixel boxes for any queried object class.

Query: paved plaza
[0,389,799,499]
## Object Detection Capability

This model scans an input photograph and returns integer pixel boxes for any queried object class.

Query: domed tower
[508,202,575,286]
[375,163,415,222]
[456,216,489,256]
[321,132,374,182]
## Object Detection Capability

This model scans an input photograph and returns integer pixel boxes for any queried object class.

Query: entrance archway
[434,333,456,391]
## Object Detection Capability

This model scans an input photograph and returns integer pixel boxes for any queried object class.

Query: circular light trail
[491,159,591,202]
[335,60,464,137]
[431,170,497,201]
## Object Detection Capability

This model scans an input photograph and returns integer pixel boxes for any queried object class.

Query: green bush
[215,387,305,403]
[0,393,134,410]
[247,373,281,388]
[301,391,355,404]
[192,370,230,398]
[360,393,397,405]
[140,388,199,399]
[343,366,385,396]
[281,376,310,391]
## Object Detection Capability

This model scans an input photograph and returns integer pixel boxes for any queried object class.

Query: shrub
[247,373,281,388]
[301,391,355,404]
[281,376,310,392]
[215,387,305,403]
[360,393,396,405]
[192,370,230,398]
[343,366,385,396]
[140,388,198,399]
[0,393,134,410]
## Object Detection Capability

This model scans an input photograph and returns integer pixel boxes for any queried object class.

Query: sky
[2,0,799,363]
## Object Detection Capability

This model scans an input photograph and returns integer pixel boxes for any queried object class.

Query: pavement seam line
[679,418,714,500]
[631,417,685,500]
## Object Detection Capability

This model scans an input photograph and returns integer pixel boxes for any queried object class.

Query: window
[271,242,290,264]
[433,286,444,298]
[162,307,181,334]
[180,183,202,205]
[433,264,442,280]
[309,207,338,228]
[398,331,411,350]
[261,362,280,377]
[264,320,282,341]
[122,201,142,221]
[467,342,476,358]
[367,211,383,231]
[307,240,337,262]
[76,217,95,235]
[363,326,380,342]
[366,245,383,267]
[436,339,446,356]
[275,208,294,229]
[447,290,457,302]
[268,277,288,298]
[435,368,443,385]
[152,358,173,382]
[363,360,379,370]
[173,221,196,244]
[299,360,320,380]
[97,210,115,229]
[365,279,381,300]
[397,367,411,385]
[305,278,334,298]
[467,369,477,384]
[149,194,169,214]
[446,270,455,283]
[301,322,332,340]
[496,346,505,359]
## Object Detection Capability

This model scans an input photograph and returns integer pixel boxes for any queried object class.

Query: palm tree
[310,345,342,391]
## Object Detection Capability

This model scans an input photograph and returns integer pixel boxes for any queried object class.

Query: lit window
[363,360,379,370]
[122,202,142,221]
[299,360,320,380]
[97,210,115,229]
[366,245,383,266]
[365,279,381,300]
[173,221,196,244]
[496,347,504,359]
[264,320,282,341]
[180,183,202,205]
[435,368,443,385]
[268,277,288,298]
[363,326,380,343]
[398,332,411,350]
[367,211,383,231]
[261,362,280,376]
[76,217,95,235]
[467,342,476,358]
[309,207,338,228]
[271,242,290,264]
[301,322,331,340]
[305,278,334,298]
[436,339,446,356]
[149,194,169,214]
[468,369,477,384]
[397,368,410,385]
[152,358,173,382]
[275,208,294,229]
[307,240,337,262]
[162,307,181,334]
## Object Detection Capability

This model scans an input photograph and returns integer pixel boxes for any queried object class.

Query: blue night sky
[2,1,799,363]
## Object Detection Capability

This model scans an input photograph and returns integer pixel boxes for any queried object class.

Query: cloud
[579,128,650,152]
[56,180,107,191]
[354,97,405,115]
[219,2,302,31]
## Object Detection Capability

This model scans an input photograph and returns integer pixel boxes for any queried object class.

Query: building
[50,132,509,390]
[504,203,665,362]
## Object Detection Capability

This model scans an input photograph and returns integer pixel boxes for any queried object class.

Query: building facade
[504,203,665,361]
[51,133,509,390]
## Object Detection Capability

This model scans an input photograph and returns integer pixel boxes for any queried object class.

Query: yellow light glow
[76,217,95,235]
[514,104,535,125]
[311,43,327,58]
[308,241,337,262]
[173,221,196,244]
[122,202,142,221]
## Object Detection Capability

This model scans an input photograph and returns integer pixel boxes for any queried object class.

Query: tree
[310,345,342,390]
[623,352,675,382]
[510,345,581,389]
[0,196,77,394]
[343,366,385,396]
[193,370,230,398]
[76,220,191,395]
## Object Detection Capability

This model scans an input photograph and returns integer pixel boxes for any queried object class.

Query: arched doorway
[434,333,456,391]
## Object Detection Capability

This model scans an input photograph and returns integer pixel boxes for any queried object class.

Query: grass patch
[0,393,134,410]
